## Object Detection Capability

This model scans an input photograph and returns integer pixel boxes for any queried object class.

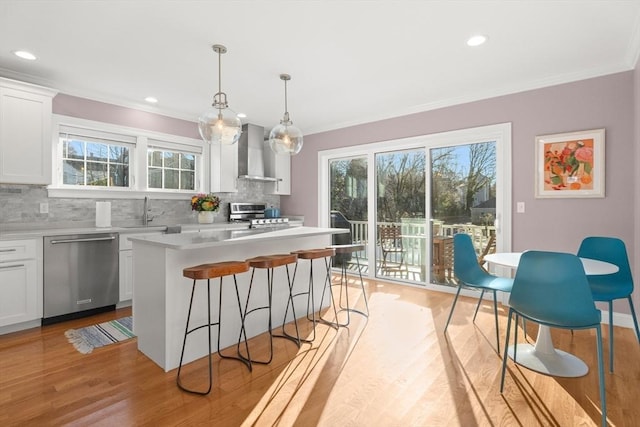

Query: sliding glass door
[375,149,427,282]
[430,141,497,288]
[329,156,368,267]
[320,123,511,291]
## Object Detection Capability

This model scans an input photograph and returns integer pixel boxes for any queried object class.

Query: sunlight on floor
[241,279,369,426]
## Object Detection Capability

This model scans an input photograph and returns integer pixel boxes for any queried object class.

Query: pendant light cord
[284,78,288,116]
[279,74,292,124]
[218,48,222,105]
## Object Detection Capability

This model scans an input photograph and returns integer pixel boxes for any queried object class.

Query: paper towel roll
[96,201,111,227]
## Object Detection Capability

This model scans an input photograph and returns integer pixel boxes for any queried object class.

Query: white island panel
[131,227,347,371]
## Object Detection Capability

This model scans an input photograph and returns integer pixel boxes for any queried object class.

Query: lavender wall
[53,94,200,139]
[283,71,635,263]
[634,59,640,313]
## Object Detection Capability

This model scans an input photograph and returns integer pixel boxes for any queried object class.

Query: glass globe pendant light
[269,74,303,155]
[198,44,242,145]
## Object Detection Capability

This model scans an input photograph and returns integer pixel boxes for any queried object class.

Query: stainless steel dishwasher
[43,233,119,324]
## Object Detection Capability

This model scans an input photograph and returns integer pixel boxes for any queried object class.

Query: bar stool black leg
[326,247,370,327]
[267,268,275,354]
[305,260,317,339]
[177,261,250,394]
[238,267,279,365]
[239,254,301,366]
[338,261,352,326]
[306,261,316,324]
[274,264,302,346]
[349,251,370,317]
[216,275,252,371]
[283,259,316,343]
[318,256,340,328]
[238,268,273,365]
[177,278,213,395]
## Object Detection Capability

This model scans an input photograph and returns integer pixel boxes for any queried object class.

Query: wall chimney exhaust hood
[237,123,280,182]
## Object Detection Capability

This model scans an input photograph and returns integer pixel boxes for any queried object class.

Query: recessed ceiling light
[237,113,247,119]
[144,96,158,104]
[13,50,37,60]
[467,35,487,47]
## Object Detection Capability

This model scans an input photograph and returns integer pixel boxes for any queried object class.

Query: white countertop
[0,222,248,240]
[129,226,348,250]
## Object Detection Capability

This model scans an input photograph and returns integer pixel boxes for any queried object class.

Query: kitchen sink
[165,225,182,234]
[118,225,168,233]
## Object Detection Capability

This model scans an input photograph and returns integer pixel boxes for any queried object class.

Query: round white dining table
[484,252,618,378]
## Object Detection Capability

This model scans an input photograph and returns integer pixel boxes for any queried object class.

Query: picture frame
[535,128,605,198]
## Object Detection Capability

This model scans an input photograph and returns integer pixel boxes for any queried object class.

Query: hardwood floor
[1,277,638,426]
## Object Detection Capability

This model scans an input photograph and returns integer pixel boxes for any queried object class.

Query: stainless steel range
[229,202,289,228]
[250,217,289,228]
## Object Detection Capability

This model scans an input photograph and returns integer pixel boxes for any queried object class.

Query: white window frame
[147,140,198,191]
[58,126,135,189]
[49,115,206,199]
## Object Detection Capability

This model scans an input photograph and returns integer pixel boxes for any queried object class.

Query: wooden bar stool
[177,260,251,395]
[285,247,337,342]
[323,244,370,327]
[239,253,300,366]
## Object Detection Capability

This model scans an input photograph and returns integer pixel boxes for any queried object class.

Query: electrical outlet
[516,202,525,213]
[39,202,49,214]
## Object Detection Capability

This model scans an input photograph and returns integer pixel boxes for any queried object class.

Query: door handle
[50,236,116,244]
[0,263,24,269]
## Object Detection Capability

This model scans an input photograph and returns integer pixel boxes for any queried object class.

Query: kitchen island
[130,226,348,371]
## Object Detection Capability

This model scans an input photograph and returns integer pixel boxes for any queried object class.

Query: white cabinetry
[118,249,134,303]
[210,141,238,193]
[118,232,163,302]
[263,143,291,195]
[0,239,42,329]
[0,78,57,184]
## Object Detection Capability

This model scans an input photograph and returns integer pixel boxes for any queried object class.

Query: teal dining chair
[444,233,513,353]
[500,251,607,427]
[577,236,640,372]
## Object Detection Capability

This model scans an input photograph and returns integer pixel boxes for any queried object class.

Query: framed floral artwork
[535,128,605,198]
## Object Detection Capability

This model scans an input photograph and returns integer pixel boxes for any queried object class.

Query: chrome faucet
[143,196,152,225]
[143,196,164,225]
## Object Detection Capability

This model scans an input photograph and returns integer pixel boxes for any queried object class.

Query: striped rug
[65,316,135,354]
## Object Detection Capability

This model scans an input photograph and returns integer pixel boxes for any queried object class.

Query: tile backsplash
[0,182,279,229]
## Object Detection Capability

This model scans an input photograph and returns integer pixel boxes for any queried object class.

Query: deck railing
[345,219,495,280]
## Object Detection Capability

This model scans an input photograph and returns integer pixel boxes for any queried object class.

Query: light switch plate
[516,202,525,213]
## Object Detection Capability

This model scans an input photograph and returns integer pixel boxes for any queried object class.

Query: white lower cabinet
[119,250,134,302]
[119,232,163,302]
[0,239,42,328]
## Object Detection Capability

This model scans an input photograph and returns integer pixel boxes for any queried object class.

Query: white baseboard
[601,309,638,330]
[0,319,41,335]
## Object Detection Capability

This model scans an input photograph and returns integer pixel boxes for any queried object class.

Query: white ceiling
[1,1,640,135]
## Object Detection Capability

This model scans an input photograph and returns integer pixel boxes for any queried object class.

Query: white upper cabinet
[263,142,291,195]
[210,140,238,193]
[0,78,57,185]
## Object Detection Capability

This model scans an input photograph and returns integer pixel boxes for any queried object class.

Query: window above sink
[48,115,205,200]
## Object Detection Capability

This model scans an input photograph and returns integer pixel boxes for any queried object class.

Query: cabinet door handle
[0,263,24,269]
[0,248,17,252]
